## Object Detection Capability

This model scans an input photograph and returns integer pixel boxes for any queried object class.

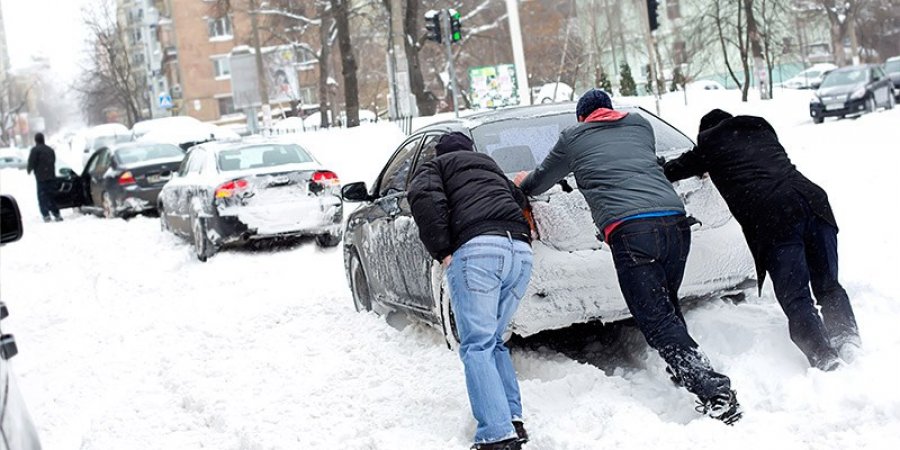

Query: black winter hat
[576,89,614,118]
[699,109,733,133]
[435,131,474,156]
[34,133,45,145]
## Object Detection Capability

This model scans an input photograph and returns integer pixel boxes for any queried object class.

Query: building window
[217,97,236,116]
[212,56,231,79]
[208,15,233,39]
[667,0,681,20]
[298,86,317,105]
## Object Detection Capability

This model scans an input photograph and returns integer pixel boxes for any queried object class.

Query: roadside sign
[158,93,174,110]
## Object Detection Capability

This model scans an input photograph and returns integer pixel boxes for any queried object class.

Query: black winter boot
[472,437,522,450]
[512,420,529,443]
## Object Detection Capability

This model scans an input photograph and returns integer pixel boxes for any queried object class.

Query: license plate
[148,173,171,184]
[825,103,844,111]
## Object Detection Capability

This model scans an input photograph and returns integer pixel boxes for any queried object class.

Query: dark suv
[885,56,900,101]
[810,65,895,124]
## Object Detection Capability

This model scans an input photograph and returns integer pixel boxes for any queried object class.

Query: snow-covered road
[2,91,899,449]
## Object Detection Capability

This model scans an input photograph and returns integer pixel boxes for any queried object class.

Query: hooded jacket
[664,111,837,290]
[407,132,531,261]
[27,143,57,182]
[519,109,685,240]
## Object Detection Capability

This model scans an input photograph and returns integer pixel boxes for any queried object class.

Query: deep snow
[1,89,899,449]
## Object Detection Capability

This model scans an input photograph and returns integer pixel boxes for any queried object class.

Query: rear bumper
[115,185,164,213]
[509,217,756,337]
[211,195,343,244]
[810,97,868,118]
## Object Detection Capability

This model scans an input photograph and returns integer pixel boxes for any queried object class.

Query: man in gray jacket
[514,89,741,424]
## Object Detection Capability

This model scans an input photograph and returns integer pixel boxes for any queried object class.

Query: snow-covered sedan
[341,103,756,347]
[159,139,343,261]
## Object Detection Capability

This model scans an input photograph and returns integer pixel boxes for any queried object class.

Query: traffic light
[449,9,462,43]
[425,10,442,43]
[647,0,660,32]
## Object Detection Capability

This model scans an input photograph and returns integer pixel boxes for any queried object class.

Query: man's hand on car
[442,255,452,268]
[513,171,530,187]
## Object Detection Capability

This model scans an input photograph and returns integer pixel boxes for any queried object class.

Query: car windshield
[886,60,900,73]
[114,144,184,165]
[470,108,694,174]
[821,69,867,88]
[216,144,313,171]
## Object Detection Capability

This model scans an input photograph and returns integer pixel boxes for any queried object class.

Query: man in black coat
[27,133,62,222]
[664,109,859,370]
[408,132,532,450]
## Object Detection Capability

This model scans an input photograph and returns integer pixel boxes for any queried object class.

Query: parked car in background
[810,64,895,124]
[52,142,186,218]
[0,155,26,170]
[81,123,133,167]
[131,116,203,140]
[533,82,574,104]
[885,56,900,101]
[341,103,755,347]
[0,195,43,450]
[687,79,726,92]
[158,139,343,261]
[782,63,837,89]
[138,122,240,151]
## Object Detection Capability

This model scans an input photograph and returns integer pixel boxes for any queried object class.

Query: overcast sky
[3,0,95,80]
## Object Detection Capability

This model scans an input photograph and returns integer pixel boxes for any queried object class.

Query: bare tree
[75,0,145,126]
[810,0,867,65]
[710,0,752,101]
[330,0,360,127]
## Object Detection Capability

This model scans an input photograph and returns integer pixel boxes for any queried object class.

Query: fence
[392,115,413,135]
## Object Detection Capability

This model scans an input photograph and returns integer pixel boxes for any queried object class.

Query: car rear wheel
[191,214,215,262]
[349,252,372,312]
[315,232,342,248]
[101,192,117,219]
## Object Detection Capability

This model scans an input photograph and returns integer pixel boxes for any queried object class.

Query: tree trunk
[403,0,435,116]
[318,3,331,128]
[743,0,770,100]
[331,0,359,127]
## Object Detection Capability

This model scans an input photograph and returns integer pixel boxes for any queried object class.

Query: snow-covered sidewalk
[1,91,898,449]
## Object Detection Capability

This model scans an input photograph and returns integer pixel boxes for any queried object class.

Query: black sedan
[158,139,343,261]
[52,142,185,218]
[810,64,895,124]
[341,103,756,348]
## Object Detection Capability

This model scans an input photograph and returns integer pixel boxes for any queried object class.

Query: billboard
[468,64,519,109]
[231,45,301,109]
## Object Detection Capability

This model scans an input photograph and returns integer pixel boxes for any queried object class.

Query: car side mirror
[0,195,24,245]
[341,182,373,202]
[59,168,77,178]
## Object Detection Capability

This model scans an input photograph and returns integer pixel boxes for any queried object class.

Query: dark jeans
[608,215,730,401]
[36,179,61,219]
[765,211,859,367]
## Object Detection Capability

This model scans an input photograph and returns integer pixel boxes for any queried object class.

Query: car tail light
[216,179,249,198]
[118,171,135,185]
[312,170,340,187]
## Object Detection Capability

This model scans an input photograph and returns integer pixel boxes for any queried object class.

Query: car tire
[866,97,876,113]
[349,251,372,312]
[887,94,895,110]
[439,275,461,351]
[191,214,215,262]
[101,192,117,219]
[159,203,169,232]
[315,232,342,248]
[813,116,824,124]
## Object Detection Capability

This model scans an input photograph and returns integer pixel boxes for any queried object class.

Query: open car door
[51,166,88,210]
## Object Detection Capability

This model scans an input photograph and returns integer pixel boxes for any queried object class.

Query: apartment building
[117,0,170,119]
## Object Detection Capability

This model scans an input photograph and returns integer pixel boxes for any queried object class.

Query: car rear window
[216,144,313,171]
[470,108,694,174]
[114,144,184,165]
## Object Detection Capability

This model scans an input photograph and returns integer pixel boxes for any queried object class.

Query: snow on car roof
[417,102,642,132]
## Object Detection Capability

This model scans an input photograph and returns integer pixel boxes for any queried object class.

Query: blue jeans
[446,234,533,444]
[608,215,731,402]
[765,208,858,367]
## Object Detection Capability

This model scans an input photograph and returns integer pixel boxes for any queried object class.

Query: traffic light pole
[637,0,661,115]
[441,10,460,118]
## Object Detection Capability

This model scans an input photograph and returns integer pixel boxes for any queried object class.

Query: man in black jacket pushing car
[664,109,860,371]
[408,132,532,450]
